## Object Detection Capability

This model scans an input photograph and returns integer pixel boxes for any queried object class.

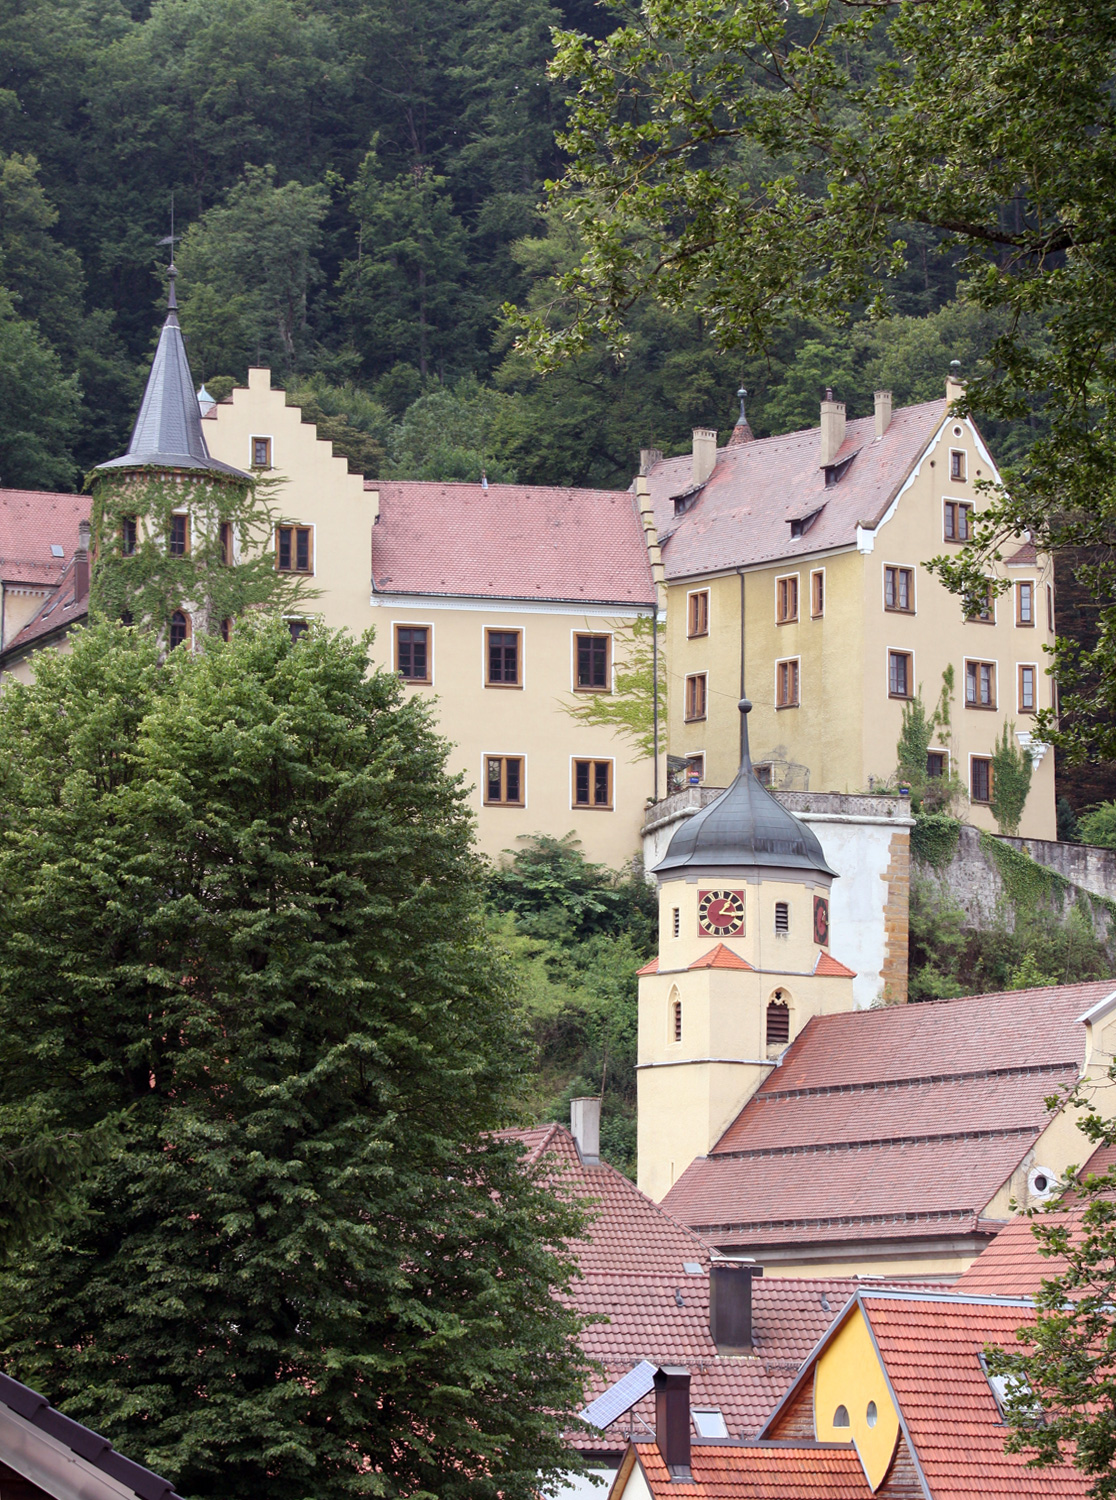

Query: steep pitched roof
[628,1439,872,1499]
[0,489,88,587]
[645,400,946,579]
[503,1125,863,1454]
[689,944,753,972]
[368,481,657,606]
[662,980,1114,1251]
[0,552,88,664]
[97,276,248,481]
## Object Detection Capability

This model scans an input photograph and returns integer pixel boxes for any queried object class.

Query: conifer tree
[0,619,592,1500]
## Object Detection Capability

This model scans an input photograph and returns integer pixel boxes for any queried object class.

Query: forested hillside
[0,0,1031,496]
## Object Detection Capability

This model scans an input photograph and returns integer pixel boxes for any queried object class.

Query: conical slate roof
[654,700,836,879]
[96,268,248,480]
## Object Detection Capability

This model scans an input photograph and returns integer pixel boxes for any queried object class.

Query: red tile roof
[636,957,660,976]
[861,1293,1090,1498]
[503,1125,864,1455]
[368,481,656,605]
[689,944,753,971]
[661,981,1114,1251]
[2,552,89,661]
[813,952,856,978]
[646,402,946,579]
[630,1439,872,1499]
[0,488,88,587]
[1006,540,1039,566]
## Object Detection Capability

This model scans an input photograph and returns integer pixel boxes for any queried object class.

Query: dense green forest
[0,0,1035,497]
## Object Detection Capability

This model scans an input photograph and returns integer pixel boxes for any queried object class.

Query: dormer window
[692,1410,728,1438]
[790,507,824,537]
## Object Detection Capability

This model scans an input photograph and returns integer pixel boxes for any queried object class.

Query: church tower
[637,699,856,1202]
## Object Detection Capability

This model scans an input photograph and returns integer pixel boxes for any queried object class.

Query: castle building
[640,380,1056,838]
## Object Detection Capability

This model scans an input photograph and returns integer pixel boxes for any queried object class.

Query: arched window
[833,1405,850,1428]
[169,610,189,650]
[766,993,790,1045]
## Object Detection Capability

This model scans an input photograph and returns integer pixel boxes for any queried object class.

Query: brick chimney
[874,390,892,439]
[709,1263,760,1354]
[819,389,845,467]
[654,1366,692,1477]
[570,1096,601,1165]
[74,519,91,602]
[692,428,717,487]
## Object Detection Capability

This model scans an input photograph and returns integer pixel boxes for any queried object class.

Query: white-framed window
[276,523,314,574]
[775,573,799,624]
[1018,663,1038,714]
[810,568,825,618]
[485,628,524,688]
[685,673,708,721]
[251,435,274,469]
[484,754,526,806]
[572,757,614,810]
[883,564,915,613]
[1016,580,1035,627]
[927,748,950,780]
[965,658,998,709]
[775,657,800,708]
[970,755,993,804]
[395,623,433,685]
[687,589,710,638]
[572,630,612,692]
[888,649,913,700]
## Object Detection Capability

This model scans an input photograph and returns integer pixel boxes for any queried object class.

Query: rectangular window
[575,633,610,690]
[927,750,948,779]
[684,673,707,721]
[944,501,972,542]
[685,754,704,784]
[971,757,993,804]
[965,659,997,709]
[1047,583,1055,631]
[276,525,313,574]
[888,650,912,699]
[220,617,232,643]
[121,515,137,556]
[1019,664,1037,713]
[776,659,799,708]
[774,901,790,933]
[950,449,967,482]
[485,755,524,806]
[811,569,825,618]
[573,758,613,810]
[884,566,914,613]
[169,513,189,556]
[687,590,709,638]
[486,629,522,687]
[287,619,308,642]
[672,907,680,939]
[776,575,799,623]
[672,998,683,1043]
[219,520,233,565]
[753,763,774,787]
[1016,581,1034,626]
[967,581,995,623]
[252,436,272,469]
[395,626,430,683]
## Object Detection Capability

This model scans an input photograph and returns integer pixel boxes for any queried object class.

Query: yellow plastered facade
[814,1304,901,1491]
[199,371,658,868]
[665,412,1056,838]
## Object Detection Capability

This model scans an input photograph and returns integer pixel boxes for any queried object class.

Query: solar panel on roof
[579,1360,657,1430]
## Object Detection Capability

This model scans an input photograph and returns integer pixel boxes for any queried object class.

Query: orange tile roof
[813,952,856,978]
[862,1293,1090,1498]
[369,480,656,605]
[636,957,660,976]
[631,1439,873,1499]
[661,980,1114,1251]
[689,944,753,972]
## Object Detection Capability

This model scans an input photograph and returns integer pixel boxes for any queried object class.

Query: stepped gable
[368,480,656,606]
[661,980,1114,1252]
[644,399,945,578]
[97,267,248,481]
[0,489,88,587]
[503,1124,865,1452]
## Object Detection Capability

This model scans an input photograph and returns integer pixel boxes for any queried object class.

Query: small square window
[950,449,967,482]
[573,758,613,809]
[1019,664,1037,713]
[575,633,611,690]
[486,629,522,687]
[685,673,707,722]
[927,750,948,779]
[692,1411,729,1439]
[811,570,825,618]
[688,590,709,638]
[485,755,524,806]
[971,757,993,804]
[396,626,430,683]
[287,619,309,642]
[776,659,799,708]
[252,436,272,469]
[884,566,914,612]
[944,501,972,542]
[776,575,799,624]
[1016,581,1034,626]
[965,660,997,709]
[276,525,313,574]
[121,516,137,556]
[169,513,189,557]
[888,650,912,699]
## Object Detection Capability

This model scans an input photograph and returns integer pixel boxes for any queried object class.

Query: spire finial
[737,387,747,423]
[167,261,178,311]
[738,697,753,771]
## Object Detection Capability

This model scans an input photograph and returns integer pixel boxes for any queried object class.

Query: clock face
[698,889,746,938]
[813,894,830,946]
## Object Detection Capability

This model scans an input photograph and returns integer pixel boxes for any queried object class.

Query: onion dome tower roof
[654,699,836,878]
[96,266,249,481]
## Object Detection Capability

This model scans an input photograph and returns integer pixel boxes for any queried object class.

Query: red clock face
[698,889,746,938]
[813,894,830,946]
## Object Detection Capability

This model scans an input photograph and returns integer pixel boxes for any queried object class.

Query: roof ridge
[709,1124,1041,1162]
[755,1059,1078,1103]
[690,1207,983,1236]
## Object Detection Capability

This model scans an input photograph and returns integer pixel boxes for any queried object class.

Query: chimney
[640,447,663,476]
[819,389,845,467]
[570,1097,601,1165]
[692,427,717,487]
[709,1263,760,1354]
[654,1366,691,1477]
[874,390,892,439]
[945,359,965,408]
[74,519,91,602]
